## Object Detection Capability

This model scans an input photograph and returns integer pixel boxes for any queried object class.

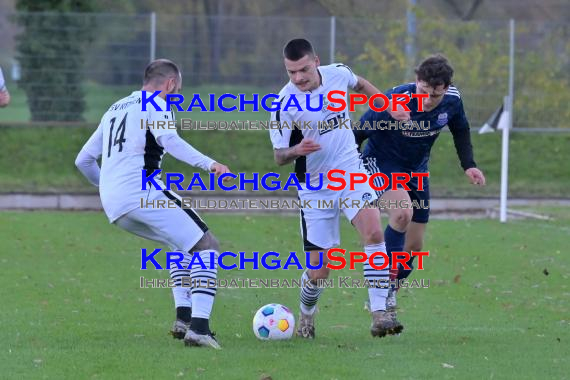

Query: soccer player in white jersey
[269,39,410,338]
[75,59,231,349]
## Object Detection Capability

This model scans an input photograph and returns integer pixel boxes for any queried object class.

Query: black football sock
[190,317,210,334]
[176,306,192,323]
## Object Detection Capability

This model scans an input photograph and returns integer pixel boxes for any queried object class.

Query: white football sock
[364,242,389,312]
[300,270,322,315]
[190,250,218,319]
[172,286,192,308]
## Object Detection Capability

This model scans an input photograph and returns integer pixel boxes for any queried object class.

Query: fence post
[329,16,336,64]
[405,0,417,80]
[500,19,515,223]
[150,12,156,62]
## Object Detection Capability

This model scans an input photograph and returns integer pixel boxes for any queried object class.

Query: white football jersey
[269,64,362,187]
[80,91,176,222]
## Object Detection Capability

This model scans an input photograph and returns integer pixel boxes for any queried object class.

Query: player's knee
[406,240,423,252]
[192,231,220,253]
[363,229,384,245]
[309,267,330,281]
[391,209,412,231]
[208,233,221,252]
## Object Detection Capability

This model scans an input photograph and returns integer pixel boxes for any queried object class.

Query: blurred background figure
[0,67,10,107]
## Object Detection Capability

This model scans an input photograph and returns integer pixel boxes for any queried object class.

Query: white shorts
[298,169,377,251]
[114,190,208,252]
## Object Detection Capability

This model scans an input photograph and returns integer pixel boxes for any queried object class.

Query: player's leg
[159,190,221,348]
[351,206,399,337]
[363,158,412,263]
[381,188,413,272]
[362,157,410,320]
[347,158,403,336]
[401,222,427,278]
[298,248,329,339]
[399,182,430,281]
[182,231,221,349]
[130,190,221,349]
[379,188,413,326]
[300,248,330,316]
[296,190,338,339]
[114,214,193,339]
[344,177,402,336]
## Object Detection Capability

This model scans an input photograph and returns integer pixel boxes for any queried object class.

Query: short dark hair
[415,54,454,88]
[143,59,180,85]
[283,38,315,61]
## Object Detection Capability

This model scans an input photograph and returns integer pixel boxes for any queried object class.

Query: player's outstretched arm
[448,98,485,186]
[274,138,321,166]
[449,124,486,185]
[157,134,231,176]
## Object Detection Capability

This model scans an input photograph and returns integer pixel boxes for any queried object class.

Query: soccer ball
[252,303,295,340]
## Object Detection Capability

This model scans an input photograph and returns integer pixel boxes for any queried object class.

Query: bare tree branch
[463,0,483,20]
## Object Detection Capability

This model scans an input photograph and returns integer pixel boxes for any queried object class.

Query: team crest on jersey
[362,192,373,201]
[437,113,448,126]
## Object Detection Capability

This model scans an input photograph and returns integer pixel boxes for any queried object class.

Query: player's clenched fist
[210,162,232,181]
[293,138,321,156]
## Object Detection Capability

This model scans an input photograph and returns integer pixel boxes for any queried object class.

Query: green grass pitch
[1,211,568,379]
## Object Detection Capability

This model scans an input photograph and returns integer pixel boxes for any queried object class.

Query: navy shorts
[362,156,430,224]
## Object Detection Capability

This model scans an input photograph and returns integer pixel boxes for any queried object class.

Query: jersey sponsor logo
[318,113,348,135]
[401,129,441,138]
[108,97,140,111]
[140,276,430,289]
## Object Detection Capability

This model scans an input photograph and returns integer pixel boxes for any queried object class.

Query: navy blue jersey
[355,83,475,173]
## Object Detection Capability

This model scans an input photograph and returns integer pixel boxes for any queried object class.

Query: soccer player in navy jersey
[355,54,486,329]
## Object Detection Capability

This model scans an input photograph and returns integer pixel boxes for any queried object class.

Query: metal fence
[0,12,568,128]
